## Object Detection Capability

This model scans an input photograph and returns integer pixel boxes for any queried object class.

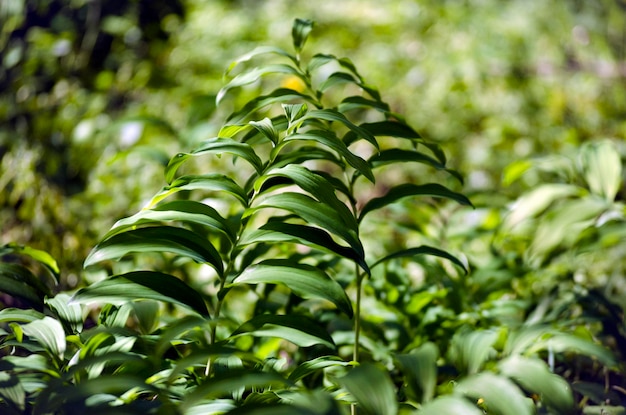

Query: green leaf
[456,372,534,415]
[84,226,224,275]
[300,109,379,149]
[371,245,467,274]
[449,330,498,375]
[182,369,290,410]
[225,45,296,74]
[166,138,264,182]
[498,355,575,414]
[367,149,463,183]
[105,200,236,242]
[527,332,617,367]
[317,72,381,102]
[231,260,353,317]
[288,356,351,382]
[151,174,248,207]
[292,18,314,53]
[359,183,473,221]
[0,372,25,412]
[248,192,363,258]
[343,120,421,146]
[418,395,484,415]
[259,165,359,227]
[580,139,622,202]
[503,184,582,229]
[218,64,304,104]
[0,308,45,324]
[338,96,390,113]
[1,244,60,279]
[45,294,83,333]
[396,342,438,403]
[71,271,210,316]
[230,314,335,348]
[20,316,66,359]
[226,88,317,125]
[250,118,279,144]
[339,363,397,415]
[0,264,46,306]
[240,221,368,273]
[281,131,375,182]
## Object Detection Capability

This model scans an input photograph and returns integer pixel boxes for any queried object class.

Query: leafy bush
[0,19,623,415]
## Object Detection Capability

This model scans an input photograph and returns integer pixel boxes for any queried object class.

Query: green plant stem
[353,270,363,364]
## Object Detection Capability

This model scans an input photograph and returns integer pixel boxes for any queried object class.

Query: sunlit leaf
[527,332,617,367]
[343,120,420,146]
[84,226,224,275]
[280,131,374,182]
[226,88,317,125]
[288,356,351,382]
[457,372,534,415]
[166,138,264,182]
[0,308,45,324]
[218,64,304,104]
[0,372,25,412]
[106,200,236,242]
[367,149,463,183]
[248,192,363,258]
[20,316,66,359]
[72,271,210,316]
[498,355,575,414]
[1,244,60,279]
[580,139,622,202]
[230,314,335,348]
[226,45,296,74]
[449,330,498,375]
[396,342,438,403]
[151,174,248,207]
[371,245,467,274]
[359,183,473,221]
[182,369,290,411]
[338,96,390,113]
[45,294,83,333]
[299,109,379,149]
[240,221,368,273]
[503,184,582,229]
[418,395,483,415]
[231,260,353,317]
[339,363,397,415]
[0,264,45,307]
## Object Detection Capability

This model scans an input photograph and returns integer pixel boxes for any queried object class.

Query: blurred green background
[1,0,625,288]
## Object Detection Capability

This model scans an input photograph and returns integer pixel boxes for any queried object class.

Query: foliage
[1,19,624,414]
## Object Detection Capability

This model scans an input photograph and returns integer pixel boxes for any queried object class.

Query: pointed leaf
[503,184,582,229]
[292,18,314,53]
[226,46,296,74]
[359,183,472,221]
[339,363,397,415]
[230,314,335,348]
[526,332,617,367]
[71,271,210,316]
[20,316,66,359]
[218,64,304,104]
[396,342,438,403]
[260,165,358,227]
[449,330,499,375]
[498,355,575,414]
[371,245,467,274]
[240,221,368,273]
[300,109,378,149]
[0,264,46,306]
[1,244,59,279]
[344,120,421,146]
[248,192,363,258]
[166,138,263,182]
[84,226,224,275]
[45,294,83,333]
[418,396,483,415]
[0,308,45,324]
[151,174,248,207]
[288,356,351,382]
[580,139,622,202]
[368,149,463,183]
[106,200,235,242]
[338,96,390,113]
[0,372,25,412]
[226,88,316,125]
[250,118,279,144]
[282,130,374,182]
[231,260,353,317]
[457,372,534,415]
